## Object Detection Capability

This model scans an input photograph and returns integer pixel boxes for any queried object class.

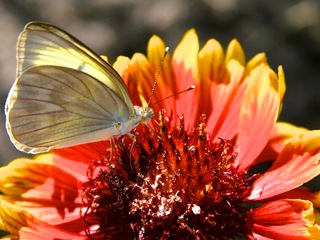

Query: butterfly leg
[145,122,161,140]
[126,133,136,172]
[110,135,117,160]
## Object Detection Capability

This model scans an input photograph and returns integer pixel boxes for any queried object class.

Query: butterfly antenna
[147,47,169,107]
[150,85,195,108]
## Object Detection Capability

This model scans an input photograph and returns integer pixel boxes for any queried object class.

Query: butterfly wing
[6,66,130,154]
[16,22,134,114]
[6,22,139,153]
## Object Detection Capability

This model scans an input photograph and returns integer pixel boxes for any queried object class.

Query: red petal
[170,29,198,126]
[52,140,110,165]
[0,200,86,239]
[261,188,320,208]
[250,199,320,239]
[236,65,280,169]
[248,130,320,200]
[0,195,85,233]
[197,39,247,140]
[254,122,308,165]
[0,155,84,203]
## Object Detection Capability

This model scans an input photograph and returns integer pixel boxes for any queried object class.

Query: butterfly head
[141,107,154,123]
[133,106,154,125]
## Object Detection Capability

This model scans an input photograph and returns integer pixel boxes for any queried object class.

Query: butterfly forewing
[17,22,134,114]
[6,65,131,153]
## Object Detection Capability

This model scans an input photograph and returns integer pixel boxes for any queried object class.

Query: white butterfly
[5,22,154,154]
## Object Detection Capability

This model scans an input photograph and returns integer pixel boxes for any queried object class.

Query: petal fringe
[225,39,245,67]
[173,28,199,74]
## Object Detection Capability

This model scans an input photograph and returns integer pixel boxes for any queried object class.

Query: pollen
[82,111,252,239]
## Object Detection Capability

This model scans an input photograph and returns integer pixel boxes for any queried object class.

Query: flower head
[1,29,320,239]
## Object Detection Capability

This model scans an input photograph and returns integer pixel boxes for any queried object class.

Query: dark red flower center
[82,111,252,239]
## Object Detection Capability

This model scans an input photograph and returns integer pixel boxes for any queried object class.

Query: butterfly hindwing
[6,65,130,153]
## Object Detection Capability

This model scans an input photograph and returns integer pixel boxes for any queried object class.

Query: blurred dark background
[1,0,320,166]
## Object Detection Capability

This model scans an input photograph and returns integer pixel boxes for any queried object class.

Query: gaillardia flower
[1,29,320,239]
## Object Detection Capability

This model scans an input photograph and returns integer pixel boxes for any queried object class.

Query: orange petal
[114,53,154,108]
[248,130,320,201]
[0,200,86,239]
[250,199,320,239]
[131,53,155,108]
[115,36,177,116]
[197,39,216,123]
[147,34,169,74]
[113,56,130,78]
[207,42,248,140]
[254,122,308,164]
[100,55,109,63]
[236,64,280,169]
[198,38,224,86]
[277,66,286,110]
[146,34,180,114]
[113,56,150,108]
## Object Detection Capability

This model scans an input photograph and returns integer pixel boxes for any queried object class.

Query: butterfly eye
[115,122,121,130]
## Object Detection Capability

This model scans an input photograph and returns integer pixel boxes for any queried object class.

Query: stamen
[82,111,252,239]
